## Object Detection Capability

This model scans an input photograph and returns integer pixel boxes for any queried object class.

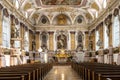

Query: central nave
[43,66,82,80]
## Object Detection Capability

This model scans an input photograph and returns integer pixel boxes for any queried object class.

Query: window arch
[2,9,10,48]
[104,23,109,49]
[113,9,119,47]
[103,0,107,8]
[24,29,29,51]
[96,29,99,50]
[15,0,19,9]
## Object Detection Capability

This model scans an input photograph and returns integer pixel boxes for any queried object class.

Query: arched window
[113,9,119,47]
[103,0,107,8]
[15,0,19,9]
[96,30,99,50]
[24,30,29,51]
[2,9,10,48]
[104,24,109,49]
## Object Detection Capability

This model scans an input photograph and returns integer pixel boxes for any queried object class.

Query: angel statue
[89,41,93,51]
[97,39,103,49]
[15,27,20,38]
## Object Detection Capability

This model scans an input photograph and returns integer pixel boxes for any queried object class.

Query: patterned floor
[43,66,82,80]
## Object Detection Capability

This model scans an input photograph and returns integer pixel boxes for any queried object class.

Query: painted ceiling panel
[91,2,99,11]
[41,0,82,5]
[23,2,32,11]
[17,0,113,26]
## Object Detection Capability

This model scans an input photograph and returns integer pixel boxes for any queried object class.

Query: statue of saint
[97,39,103,49]
[76,43,83,51]
[89,41,93,51]
[32,40,36,51]
[57,34,66,49]
[15,27,19,38]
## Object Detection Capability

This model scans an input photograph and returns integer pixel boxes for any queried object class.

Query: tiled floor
[44,66,82,80]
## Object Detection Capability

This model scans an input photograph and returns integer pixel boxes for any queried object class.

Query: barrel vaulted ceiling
[7,0,112,27]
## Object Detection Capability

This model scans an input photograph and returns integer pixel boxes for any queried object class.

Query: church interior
[0,0,120,80]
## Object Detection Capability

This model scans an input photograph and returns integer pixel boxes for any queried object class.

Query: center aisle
[43,66,82,80]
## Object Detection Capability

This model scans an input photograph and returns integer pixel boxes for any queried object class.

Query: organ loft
[0,0,120,80]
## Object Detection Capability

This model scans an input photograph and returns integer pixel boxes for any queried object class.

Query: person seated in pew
[112,62,117,65]
[89,58,98,63]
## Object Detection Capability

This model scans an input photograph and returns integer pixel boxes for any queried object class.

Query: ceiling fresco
[14,0,113,27]
[41,0,82,5]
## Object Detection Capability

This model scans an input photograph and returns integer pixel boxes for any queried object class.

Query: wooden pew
[0,76,23,80]
[0,62,53,80]
[71,62,120,80]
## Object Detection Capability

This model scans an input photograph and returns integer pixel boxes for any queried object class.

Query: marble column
[35,32,40,51]
[108,46,113,64]
[48,32,54,51]
[29,30,33,51]
[20,23,25,50]
[90,29,95,50]
[85,31,89,50]
[70,31,75,50]
[0,4,3,45]
[20,23,23,49]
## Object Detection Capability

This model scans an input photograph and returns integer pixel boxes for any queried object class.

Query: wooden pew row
[86,65,120,80]
[0,76,23,80]
[0,74,27,80]
[20,63,52,80]
[0,63,53,80]
[71,62,120,80]
[99,74,120,80]
[8,62,52,79]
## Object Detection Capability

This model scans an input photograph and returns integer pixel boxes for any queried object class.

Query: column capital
[48,31,54,34]
[70,31,75,34]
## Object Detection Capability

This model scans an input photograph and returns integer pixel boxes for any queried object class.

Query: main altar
[54,49,71,63]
